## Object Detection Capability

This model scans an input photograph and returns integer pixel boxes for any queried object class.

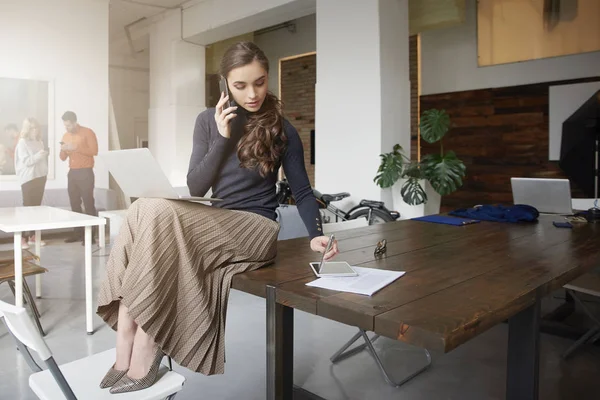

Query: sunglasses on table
[374,239,387,257]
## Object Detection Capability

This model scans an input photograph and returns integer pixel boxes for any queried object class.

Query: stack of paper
[306,267,405,296]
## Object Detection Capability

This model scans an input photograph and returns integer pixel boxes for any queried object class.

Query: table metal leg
[14,232,23,307]
[507,300,540,400]
[266,285,327,400]
[85,226,93,334]
[35,230,42,298]
[266,285,294,400]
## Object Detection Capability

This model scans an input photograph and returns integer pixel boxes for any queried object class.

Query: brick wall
[280,53,316,186]
[414,77,600,209]
[409,34,419,160]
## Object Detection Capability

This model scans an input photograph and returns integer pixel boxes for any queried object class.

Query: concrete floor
[1,237,599,400]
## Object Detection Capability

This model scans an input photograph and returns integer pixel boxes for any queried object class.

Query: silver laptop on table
[510,177,573,215]
[98,148,220,203]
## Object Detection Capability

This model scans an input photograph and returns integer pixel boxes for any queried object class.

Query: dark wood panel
[416,77,600,209]
[274,220,513,314]
[313,219,569,332]
[234,214,600,358]
[275,218,568,331]
[374,221,600,352]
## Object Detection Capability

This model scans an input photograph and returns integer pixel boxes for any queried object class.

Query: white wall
[316,0,410,208]
[149,9,205,187]
[109,46,150,151]
[421,0,600,95]
[316,0,382,203]
[254,14,316,97]
[0,0,109,191]
[379,0,410,208]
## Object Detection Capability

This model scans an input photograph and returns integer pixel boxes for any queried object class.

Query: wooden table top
[231,215,600,353]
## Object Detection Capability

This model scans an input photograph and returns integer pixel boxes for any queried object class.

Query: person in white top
[14,117,49,249]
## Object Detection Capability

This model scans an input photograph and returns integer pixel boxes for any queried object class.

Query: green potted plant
[373,108,466,218]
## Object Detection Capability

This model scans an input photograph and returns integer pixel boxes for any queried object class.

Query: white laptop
[98,148,220,203]
[510,177,572,215]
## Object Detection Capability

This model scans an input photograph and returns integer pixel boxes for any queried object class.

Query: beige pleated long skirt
[96,198,280,375]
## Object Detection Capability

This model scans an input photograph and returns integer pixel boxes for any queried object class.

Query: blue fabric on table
[448,204,539,223]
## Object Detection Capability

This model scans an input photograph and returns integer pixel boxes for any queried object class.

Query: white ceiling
[109,0,191,41]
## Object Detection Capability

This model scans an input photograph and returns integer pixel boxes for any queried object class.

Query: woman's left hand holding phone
[214,91,238,139]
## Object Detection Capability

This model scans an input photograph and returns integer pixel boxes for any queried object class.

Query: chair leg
[562,290,600,359]
[2,318,42,373]
[6,280,27,305]
[45,356,77,400]
[568,290,600,326]
[589,330,600,344]
[330,330,364,363]
[331,329,432,388]
[22,279,45,337]
[164,357,178,399]
[23,279,41,319]
[563,326,600,359]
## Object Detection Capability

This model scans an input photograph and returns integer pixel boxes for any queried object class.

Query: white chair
[0,300,185,400]
[321,217,370,234]
[0,249,46,336]
[562,269,600,359]
[323,219,432,388]
[558,198,600,359]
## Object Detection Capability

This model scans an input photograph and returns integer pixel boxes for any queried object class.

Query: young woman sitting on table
[96,41,339,393]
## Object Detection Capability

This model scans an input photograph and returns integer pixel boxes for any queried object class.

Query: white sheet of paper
[306,266,405,296]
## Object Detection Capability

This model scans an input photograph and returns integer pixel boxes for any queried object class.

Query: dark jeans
[21,176,47,239]
[68,168,97,237]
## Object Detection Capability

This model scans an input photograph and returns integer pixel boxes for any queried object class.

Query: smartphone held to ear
[219,76,236,108]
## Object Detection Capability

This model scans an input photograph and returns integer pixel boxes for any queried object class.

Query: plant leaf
[373,144,407,188]
[420,109,450,144]
[402,160,426,179]
[400,177,427,206]
[422,151,466,196]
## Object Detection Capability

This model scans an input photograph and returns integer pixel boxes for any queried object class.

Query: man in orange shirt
[59,111,99,243]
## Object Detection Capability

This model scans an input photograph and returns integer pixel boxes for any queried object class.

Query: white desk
[0,206,105,334]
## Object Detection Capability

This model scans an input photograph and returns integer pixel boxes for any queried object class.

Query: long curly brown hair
[219,41,287,177]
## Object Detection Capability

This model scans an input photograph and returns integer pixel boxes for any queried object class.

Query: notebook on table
[412,215,480,226]
[306,266,406,296]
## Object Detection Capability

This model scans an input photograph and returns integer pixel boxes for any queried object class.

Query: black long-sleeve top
[187,108,322,239]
